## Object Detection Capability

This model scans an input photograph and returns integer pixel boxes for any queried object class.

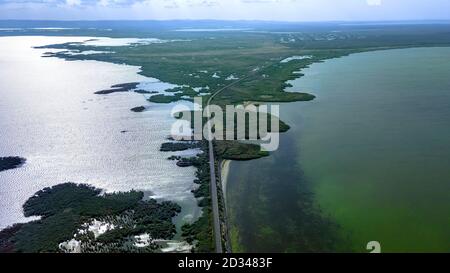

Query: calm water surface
[228,47,450,253]
[0,36,200,230]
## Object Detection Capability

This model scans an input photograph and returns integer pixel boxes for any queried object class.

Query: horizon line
[1,19,450,23]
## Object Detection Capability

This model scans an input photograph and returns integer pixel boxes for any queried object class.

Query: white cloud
[367,0,381,6]
[65,0,81,6]
[0,0,449,21]
[98,0,110,7]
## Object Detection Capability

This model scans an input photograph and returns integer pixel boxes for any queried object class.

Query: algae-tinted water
[228,47,450,253]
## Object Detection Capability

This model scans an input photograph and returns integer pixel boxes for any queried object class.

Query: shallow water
[0,36,200,230]
[228,47,450,253]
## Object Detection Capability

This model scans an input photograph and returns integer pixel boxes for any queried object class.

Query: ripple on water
[0,36,200,230]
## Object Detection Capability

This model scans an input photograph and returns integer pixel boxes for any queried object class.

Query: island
[130,106,146,112]
[0,157,26,172]
[94,82,140,95]
[26,21,450,253]
[0,183,181,253]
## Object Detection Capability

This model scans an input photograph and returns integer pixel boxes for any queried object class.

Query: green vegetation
[148,86,209,103]
[182,209,214,253]
[40,31,327,108]
[160,141,201,152]
[176,157,201,168]
[134,89,158,94]
[37,23,450,110]
[0,157,26,172]
[0,183,180,253]
[32,22,450,253]
[94,82,139,95]
[166,86,201,96]
[149,94,187,103]
[158,140,214,252]
[130,106,146,112]
[23,183,141,218]
[164,141,214,253]
[175,110,290,136]
[216,141,269,161]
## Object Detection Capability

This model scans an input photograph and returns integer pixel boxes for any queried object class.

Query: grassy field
[39,22,450,107]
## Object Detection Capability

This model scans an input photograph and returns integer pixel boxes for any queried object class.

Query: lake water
[0,36,200,230]
[227,47,450,253]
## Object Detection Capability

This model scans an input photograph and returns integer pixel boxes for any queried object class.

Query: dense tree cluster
[0,183,180,253]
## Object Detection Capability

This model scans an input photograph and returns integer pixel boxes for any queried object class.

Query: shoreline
[0,36,200,240]
[220,160,231,206]
[219,159,233,253]
[12,33,450,253]
[226,46,450,253]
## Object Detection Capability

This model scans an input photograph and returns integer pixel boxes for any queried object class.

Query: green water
[227,47,450,253]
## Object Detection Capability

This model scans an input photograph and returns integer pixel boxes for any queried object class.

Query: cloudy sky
[0,0,449,21]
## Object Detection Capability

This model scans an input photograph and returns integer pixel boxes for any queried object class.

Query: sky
[0,0,450,21]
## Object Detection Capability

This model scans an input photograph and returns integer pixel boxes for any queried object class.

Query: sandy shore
[220,160,231,204]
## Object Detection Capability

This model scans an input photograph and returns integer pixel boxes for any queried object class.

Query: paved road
[206,61,281,253]
[206,77,250,253]
[207,139,222,253]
